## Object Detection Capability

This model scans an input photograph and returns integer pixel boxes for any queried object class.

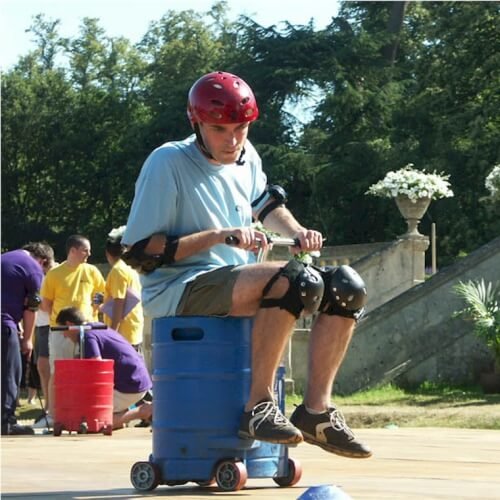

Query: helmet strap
[235,147,246,165]
[194,124,215,160]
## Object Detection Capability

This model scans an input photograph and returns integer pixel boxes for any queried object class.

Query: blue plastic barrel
[151,316,288,483]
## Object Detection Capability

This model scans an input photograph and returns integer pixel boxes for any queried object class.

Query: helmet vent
[213,83,223,90]
[210,99,225,107]
[241,97,250,105]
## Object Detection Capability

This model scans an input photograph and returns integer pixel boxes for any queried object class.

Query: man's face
[198,121,250,165]
[73,241,91,264]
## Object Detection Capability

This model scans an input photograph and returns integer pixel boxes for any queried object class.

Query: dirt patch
[341,403,500,429]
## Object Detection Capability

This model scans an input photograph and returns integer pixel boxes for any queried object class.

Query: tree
[1,15,150,256]
[138,8,230,148]
[391,1,500,260]
[2,2,499,265]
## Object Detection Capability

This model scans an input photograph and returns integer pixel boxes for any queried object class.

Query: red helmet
[187,71,259,126]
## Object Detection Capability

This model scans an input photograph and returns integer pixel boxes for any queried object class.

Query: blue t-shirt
[123,134,267,317]
[83,326,151,394]
[1,250,44,331]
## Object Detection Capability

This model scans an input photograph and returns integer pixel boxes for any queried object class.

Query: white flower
[107,225,127,242]
[294,250,321,265]
[366,164,454,202]
[485,164,500,202]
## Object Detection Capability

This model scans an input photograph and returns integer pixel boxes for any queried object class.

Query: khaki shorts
[49,330,78,373]
[113,390,147,413]
[176,266,242,316]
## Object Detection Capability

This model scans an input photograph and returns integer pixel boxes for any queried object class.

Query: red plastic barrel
[53,359,114,436]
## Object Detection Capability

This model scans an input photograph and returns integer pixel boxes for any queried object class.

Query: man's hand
[20,337,33,360]
[223,227,270,254]
[292,229,324,254]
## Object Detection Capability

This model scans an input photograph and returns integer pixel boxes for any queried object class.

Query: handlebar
[51,324,108,331]
[225,235,301,247]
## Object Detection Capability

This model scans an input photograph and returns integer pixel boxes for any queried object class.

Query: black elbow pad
[25,293,42,311]
[257,184,288,222]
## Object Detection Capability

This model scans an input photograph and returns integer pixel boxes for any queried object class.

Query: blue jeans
[1,324,22,431]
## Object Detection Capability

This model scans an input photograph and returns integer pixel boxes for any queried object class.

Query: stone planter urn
[395,196,431,237]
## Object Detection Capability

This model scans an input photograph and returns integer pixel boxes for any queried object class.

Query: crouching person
[55,307,152,430]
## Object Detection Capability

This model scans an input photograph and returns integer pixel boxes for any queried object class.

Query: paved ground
[2,427,500,499]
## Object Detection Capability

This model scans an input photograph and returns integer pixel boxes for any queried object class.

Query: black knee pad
[261,260,324,318]
[318,265,367,320]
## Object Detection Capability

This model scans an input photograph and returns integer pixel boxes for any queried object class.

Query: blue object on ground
[298,484,353,500]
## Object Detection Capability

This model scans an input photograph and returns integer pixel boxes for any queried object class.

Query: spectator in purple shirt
[55,307,152,429]
[1,242,54,435]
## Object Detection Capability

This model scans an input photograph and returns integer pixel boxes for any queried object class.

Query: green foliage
[453,279,500,366]
[1,1,499,265]
[287,381,498,406]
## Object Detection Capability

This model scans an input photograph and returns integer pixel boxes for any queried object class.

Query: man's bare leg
[37,356,50,411]
[113,402,152,430]
[228,262,296,409]
[245,307,296,410]
[48,374,55,418]
[290,313,372,458]
[231,262,303,444]
[304,314,355,410]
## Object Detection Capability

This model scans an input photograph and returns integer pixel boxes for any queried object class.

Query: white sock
[305,406,324,415]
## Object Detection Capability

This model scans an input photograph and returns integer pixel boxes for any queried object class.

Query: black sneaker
[238,400,303,444]
[32,412,53,429]
[33,411,47,424]
[290,404,372,458]
[134,419,151,428]
[1,423,35,435]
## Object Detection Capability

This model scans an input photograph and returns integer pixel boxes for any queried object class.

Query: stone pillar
[400,234,430,285]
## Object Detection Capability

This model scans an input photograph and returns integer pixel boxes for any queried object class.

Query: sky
[0,0,340,70]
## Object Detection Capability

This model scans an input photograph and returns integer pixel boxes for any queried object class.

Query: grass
[286,382,500,430]
[17,383,500,430]
[16,391,47,424]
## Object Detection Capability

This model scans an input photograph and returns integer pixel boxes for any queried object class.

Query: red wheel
[53,422,63,437]
[273,457,302,487]
[103,424,113,436]
[130,461,161,491]
[215,460,247,491]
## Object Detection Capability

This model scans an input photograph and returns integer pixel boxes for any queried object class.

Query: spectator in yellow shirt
[36,234,105,430]
[103,226,144,352]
